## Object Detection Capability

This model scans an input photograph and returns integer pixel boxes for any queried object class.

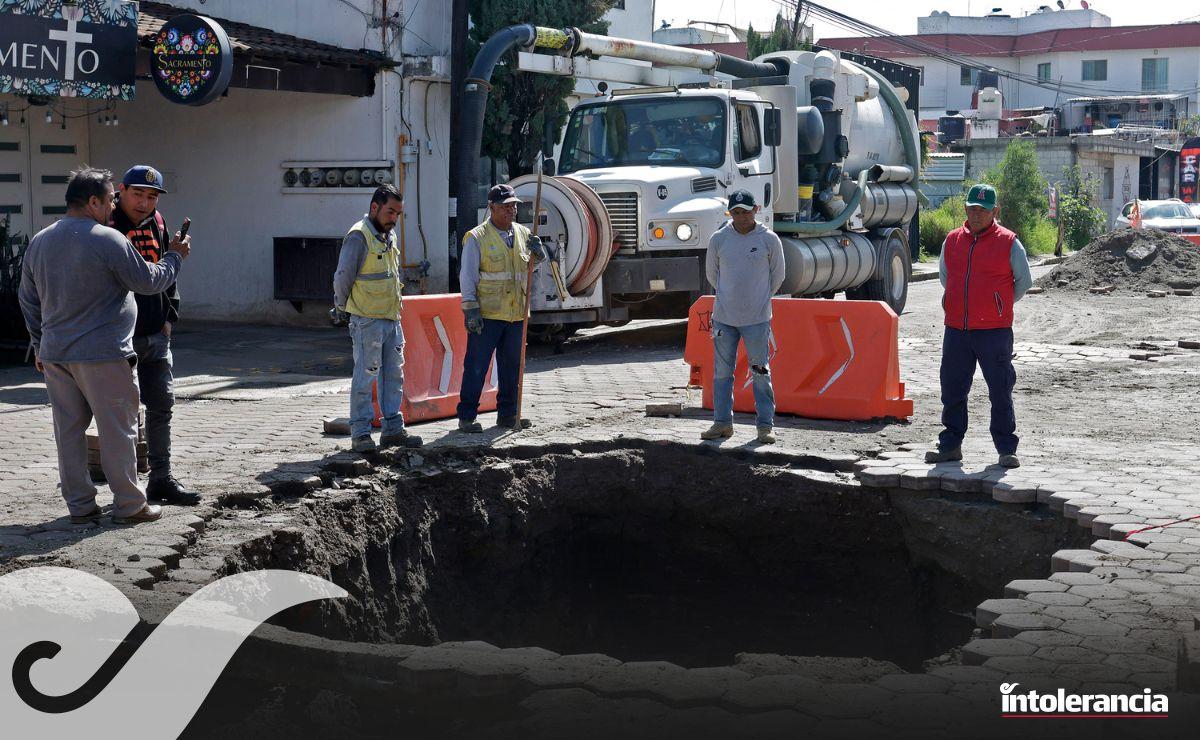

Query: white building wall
[917,9,1109,36]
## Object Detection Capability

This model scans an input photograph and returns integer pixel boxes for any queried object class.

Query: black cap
[488,184,522,205]
[728,189,756,211]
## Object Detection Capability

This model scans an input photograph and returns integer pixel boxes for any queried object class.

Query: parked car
[1116,199,1200,233]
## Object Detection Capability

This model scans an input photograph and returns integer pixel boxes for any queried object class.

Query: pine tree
[746,12,811,60]
[468,0,612,179]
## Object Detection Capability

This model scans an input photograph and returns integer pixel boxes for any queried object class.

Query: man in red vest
[926,184,1033,468]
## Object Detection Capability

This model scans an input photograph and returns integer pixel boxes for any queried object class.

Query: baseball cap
[122,165,167,194]
[488,184,522,205]
[965,183,997,210]
[728,189,757,211]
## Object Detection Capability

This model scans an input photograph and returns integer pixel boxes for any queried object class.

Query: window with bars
[1142,58,1169,92]
[1081,60,1107,81]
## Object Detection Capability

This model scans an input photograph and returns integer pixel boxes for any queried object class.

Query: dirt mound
[1037,228,1200,293]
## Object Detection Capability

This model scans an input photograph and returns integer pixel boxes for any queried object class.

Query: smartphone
[179,218,191,239]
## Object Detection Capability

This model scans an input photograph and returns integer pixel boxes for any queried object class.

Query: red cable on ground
[1121,513,1200,541]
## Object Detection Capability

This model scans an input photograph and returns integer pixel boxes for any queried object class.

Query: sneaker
[497,416,532,430]
[458,419,483,433]
[146,476,201,506]
[380,430,423,448]
[112,504,163,525]
[998,453,1021,468]
[700,422,734,440]
[756,426,777,445]
[351,435,377,453]
[924,447,963,464]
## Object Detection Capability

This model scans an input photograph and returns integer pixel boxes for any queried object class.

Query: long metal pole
[513,155,544,428]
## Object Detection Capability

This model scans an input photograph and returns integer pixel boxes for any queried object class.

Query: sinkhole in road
[248,443,1090,671]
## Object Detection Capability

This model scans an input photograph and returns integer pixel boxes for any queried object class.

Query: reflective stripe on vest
[464,219,531,322]
[345,218,403,319]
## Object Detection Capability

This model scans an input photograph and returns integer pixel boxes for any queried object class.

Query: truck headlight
[676,223,693,241]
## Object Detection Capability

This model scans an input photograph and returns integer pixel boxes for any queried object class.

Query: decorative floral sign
[0,0,138,100]
[151,14,232,106]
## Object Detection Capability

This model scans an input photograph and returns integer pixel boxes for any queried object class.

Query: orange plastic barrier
[370,294,497,426]
[684,297,913,421]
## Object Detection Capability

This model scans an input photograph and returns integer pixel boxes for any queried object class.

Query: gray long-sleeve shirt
[19,216,183,363]
[705,221,787,327]
[938,236,1034,300]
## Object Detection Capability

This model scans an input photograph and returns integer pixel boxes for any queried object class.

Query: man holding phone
[111,165,199,505]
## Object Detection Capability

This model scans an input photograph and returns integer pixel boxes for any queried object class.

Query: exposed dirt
[227,445,1089,671]
[1037,228,1200,293]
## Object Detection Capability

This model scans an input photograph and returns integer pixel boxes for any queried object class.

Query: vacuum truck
[456,26,921,341]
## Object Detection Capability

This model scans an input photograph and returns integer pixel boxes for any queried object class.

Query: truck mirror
[765,108,783,147]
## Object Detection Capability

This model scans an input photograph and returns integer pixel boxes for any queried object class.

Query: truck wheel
[847,229,911,314]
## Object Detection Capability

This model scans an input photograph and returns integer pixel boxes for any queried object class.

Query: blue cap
[122,165,167,194]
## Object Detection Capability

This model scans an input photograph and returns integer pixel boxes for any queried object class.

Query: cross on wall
[47,5,94,82]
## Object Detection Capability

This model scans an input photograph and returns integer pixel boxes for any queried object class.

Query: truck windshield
[558,97,726,173]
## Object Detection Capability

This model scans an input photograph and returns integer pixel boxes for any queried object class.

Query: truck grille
[598,191,639,252]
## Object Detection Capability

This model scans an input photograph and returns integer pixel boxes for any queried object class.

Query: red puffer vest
[942,220,1016,330]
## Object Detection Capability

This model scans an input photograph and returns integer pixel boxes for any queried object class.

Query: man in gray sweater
[19,168,190,525]
[703,190,786,444]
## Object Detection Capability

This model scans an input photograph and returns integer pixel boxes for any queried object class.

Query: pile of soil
[1037,228,1200,293]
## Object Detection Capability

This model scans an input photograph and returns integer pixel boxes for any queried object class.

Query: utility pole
[790,0,804,47]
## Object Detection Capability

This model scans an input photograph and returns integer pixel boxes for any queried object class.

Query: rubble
[1037,228,1200,294]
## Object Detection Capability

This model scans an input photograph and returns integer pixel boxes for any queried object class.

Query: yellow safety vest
[345,218,403,319]
[465,219,532,322]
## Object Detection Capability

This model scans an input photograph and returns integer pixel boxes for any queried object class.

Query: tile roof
[137,1,391,68]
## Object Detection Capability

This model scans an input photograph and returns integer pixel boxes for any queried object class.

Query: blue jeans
[457,318,524,422]
[712,320,775,427]
[132,332,173,481]
[349,315,406,438]
[938,327,1018,455]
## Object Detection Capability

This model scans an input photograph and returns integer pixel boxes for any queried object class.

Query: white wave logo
[0,566,346,737]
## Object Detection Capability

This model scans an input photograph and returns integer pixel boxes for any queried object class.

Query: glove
[529,235,556,263]
[463,303,483,335]
[329,307,350,327]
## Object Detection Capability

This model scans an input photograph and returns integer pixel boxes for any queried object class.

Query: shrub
[981,140,1048,247]
[1023,217,1058,256]
[918,195,965,256]
[1057,165,1108,252]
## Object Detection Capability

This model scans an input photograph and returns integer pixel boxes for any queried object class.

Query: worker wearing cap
[457,184,552,432]
[927,183,1033,469]
[111,165,199,505]
[703,189,786,444]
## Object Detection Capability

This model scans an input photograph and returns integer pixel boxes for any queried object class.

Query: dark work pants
[457,318,524,422]
[133,332,174,481]
[937,327,1019,455]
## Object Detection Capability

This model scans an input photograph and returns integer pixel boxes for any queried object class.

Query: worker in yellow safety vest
[333,184,423,452]
[457,184,553,432]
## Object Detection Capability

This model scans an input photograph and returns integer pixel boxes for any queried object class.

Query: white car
[1116,199,1200,234]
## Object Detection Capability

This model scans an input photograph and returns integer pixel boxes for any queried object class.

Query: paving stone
[722,675,824,711]
[990,612,1064,637]
[976,598,1042,627]
[1004,579,1069,598]
[1025,591,1089,607]
[961,639,1036,665]
[1058,619,1130,637]
[584,661,686,699]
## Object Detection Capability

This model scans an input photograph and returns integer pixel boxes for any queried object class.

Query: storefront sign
[151,14,232,106]
[0,0,138,100]
[1180,137,1200,204]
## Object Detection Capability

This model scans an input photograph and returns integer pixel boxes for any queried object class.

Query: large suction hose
[773,170,870,235]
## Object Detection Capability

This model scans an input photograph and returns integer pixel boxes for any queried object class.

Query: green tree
[468,0,612,179]
[746,13,811,59]
[981,140,1048,247]
[1057,165,1107,252]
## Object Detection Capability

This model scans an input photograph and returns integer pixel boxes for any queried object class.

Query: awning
[135,2,391,97]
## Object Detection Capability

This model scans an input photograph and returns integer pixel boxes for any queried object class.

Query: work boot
[700,422,734,440]
[998,453,1021,468]
[351,435,377,453]
[497,416,532,430]
[924,447,963,464]
[458,419,483,433]
[146,476,202,506]
[70,505,103,525]
[756,426,777,445]
[112,504,163,525]
[380,430,423,448]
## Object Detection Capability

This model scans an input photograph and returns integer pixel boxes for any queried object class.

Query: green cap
[965,183,997,210]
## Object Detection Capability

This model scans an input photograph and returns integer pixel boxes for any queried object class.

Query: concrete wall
[917,9,1109,36]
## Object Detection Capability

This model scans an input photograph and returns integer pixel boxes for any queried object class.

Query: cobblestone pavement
[3,267,1200,736]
